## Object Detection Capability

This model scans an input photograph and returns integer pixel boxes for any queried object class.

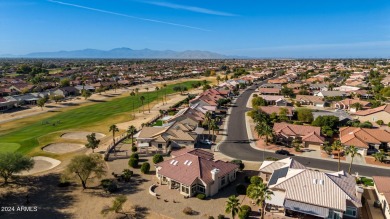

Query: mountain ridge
[1,48,244,59]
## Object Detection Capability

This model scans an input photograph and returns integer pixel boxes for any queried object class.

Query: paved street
[219,83,390,177]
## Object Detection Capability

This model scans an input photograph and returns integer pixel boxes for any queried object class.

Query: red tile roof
[339,127,390,148]
[157,149,238,186]
[273,123,324,143]
[353,104,390,116]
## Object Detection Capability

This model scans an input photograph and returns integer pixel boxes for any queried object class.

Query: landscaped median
[0,81,203,155]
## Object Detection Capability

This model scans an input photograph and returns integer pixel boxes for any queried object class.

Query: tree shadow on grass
[0,174,74,219]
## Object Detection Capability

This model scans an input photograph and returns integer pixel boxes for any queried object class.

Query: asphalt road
[219,84,390,177]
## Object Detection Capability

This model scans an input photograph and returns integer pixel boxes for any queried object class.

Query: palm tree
[109,124,119,144]
[135,87,139,95]
[209,119,218,142]
[155,86,160,103]
[163,83,167,104]
[345,145,362,174]
[373,149,387,163]
[130,91,136,96]
[351,102,363,111]
[247,182,273,219]
[85,133,100,153]
[331,140,344,171]
[145,87,150,113]
[255,121,273,145]
[139,96,145,113]
[203,111,213,139]
[127,125,137,146]
[225,195,240,219]
[216,75,221,85]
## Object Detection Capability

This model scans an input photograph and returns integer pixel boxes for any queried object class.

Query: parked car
[275,149,290,156]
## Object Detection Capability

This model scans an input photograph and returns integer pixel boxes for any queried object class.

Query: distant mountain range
[0,48,244,59]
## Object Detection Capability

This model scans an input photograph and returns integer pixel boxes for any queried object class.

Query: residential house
[155,148,238,197]
[52,86,80,97]
[353,104,390,124]
[273,123,325,147]
[339,127,390,156]
[334,99,371,112]
[312,110,352,125]
[259,158,362,219]
[260,95,287,106]
[258,88,281,95]
[259,106,295,119]
[259,83,282,89]
[295,95,326,107]
[372,176,390,219]
[136,121,202,153]
[0,97,17,111]
[315,91,350,98]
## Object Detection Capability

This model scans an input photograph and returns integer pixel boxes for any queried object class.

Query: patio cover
[284,199,329,218]
[266,190,286,206]
[138,142,149,148]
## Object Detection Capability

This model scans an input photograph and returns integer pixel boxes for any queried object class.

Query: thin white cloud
[140,1,237,16]
[47,0,210,31]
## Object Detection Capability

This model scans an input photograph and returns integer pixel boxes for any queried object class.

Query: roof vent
[173,161,179,166]
[184,160,189,165]
[187,161,192,166]
[319,179,324,185]
[170,160,176,165]
[312,179,317,184]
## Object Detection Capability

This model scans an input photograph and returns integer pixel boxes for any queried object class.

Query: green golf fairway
[0,81,198,154]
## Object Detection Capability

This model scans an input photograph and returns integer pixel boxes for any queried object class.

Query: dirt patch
[20,156,61,175]
[61,132,105,140]
[43,143,85,154]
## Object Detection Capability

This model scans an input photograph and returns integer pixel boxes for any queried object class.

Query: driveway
[218,82,390,177]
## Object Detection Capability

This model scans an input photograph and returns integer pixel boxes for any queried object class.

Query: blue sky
[0,0,389,58]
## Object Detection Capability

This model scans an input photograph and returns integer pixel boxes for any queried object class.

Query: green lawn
[0,81,199,154]
[152,120,163,126]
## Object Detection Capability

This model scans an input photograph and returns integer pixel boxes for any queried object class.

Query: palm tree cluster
[202,111,220,141]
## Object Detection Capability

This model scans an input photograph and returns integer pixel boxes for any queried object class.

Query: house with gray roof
[259,158,363,219]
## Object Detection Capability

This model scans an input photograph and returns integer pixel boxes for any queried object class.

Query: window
[158,144,163,148]
[181,185,189,194]
[345,207,357,217]
[197,185,205,193]
[221,176,226,186]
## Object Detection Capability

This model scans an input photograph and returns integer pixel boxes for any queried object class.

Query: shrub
[293,121,303,125]
[250,176,262,185]
[131,146,138,153]
[209,216,215,219]
[236,184,246,195]
[196,193,206,200]
[130,153,139,160]
[140,162,150,174]
[376,120,384,125]
[101,179,118,193]
[218,214,225,219]
[121,169,133,182]
[231,160,245,171]
[239,205,251,219]
[265,157,279,161]
[128,158,139,168]
[183,207,193,215]
[388,122,390,127]
[153,154,164,164]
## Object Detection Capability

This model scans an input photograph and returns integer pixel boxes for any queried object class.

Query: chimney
[211,168,220,181]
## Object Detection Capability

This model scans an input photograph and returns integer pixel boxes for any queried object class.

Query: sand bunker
[43,143,85,154]
[61,132,105,140]
[20,156,61,175]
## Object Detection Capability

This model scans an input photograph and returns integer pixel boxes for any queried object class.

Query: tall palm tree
[255,121,273,145]
[345,145,362,174]
[331,140,344,171]
[209,119,218,142]
[145,87,150,113]
[139,96,145,113]
[127,125,137,146]
[155,86,160,103]
[247,182,273,219]
[203,111,213,139]
[109,124,119,144]
[163,83,167,104]
[225,195,240,219]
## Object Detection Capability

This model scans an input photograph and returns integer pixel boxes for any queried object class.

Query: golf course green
[0,81,199,154]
